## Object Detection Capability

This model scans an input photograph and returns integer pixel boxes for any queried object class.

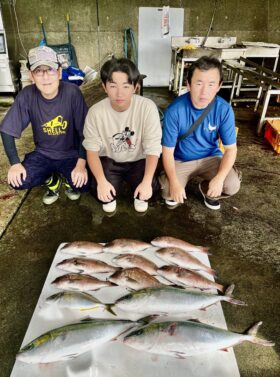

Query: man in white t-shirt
[83,58,162,213]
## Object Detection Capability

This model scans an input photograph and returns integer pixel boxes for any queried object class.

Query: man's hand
[71,165,88,188]
[97,177,116,203]
[207,175,224,198]
[169,179,186,203]
[7,163,26,187]
[134,181,153,201]
[71,158,88,188]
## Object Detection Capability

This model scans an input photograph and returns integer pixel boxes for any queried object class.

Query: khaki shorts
[159,156,241,200]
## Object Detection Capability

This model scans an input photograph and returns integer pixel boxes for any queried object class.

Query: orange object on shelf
[219,127,239,154]
[264,120,280,154]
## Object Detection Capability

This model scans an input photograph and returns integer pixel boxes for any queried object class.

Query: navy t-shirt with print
[0,81,88,160]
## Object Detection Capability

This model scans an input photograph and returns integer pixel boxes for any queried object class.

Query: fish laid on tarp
[103,239,151,253]
[108,268,162,290]
[16,318,142,364]
[114,285,246,314]
[155,247,216,277]
[157,266,224,292]
[45,291,109,312]
[56,257,119,275]
[60,241,103,256]
[123,320,274,358]
[112,254,158,275]
[151,236,209,254]
[52,273,114,291]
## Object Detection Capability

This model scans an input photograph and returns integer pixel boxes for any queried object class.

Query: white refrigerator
[138,7,184,87]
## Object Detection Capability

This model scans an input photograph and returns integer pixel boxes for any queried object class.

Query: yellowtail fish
[123,320,274,358]
[151,236,209,254]
[16,318,145,364]
[114,285,246,314]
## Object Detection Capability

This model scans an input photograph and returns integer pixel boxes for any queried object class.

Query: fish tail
[206,267,217,277]
[226,297,247,306]
[60,243,69,251]
[246,322,275,347]
[224,283,235,297]
[138,315,158,324]
[223,284,246,305]
[199,246,210,255]
[106,304,117,316]
[215,283,225,293]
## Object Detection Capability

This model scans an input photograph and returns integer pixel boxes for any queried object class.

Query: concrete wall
[1,0,280,70]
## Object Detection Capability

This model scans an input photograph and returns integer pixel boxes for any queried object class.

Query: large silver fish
[123,320,274,358]
[151,236,209,254]
[155,247,216,277]
[56,257,119,275]
[114,285,245,314]
[108,268,162,290]
[52,273,114,291]
[16,318,141,364]
[112,254,158,275]
[157,266,224,292]
[60,241,103,256]
[103,239,151,253]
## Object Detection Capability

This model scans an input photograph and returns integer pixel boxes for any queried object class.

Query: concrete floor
[0,87,280,377]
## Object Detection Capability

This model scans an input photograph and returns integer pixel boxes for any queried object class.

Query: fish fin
[188,318,203,324]
[126,277,139,283]
[106,304,117,316]
[80,317,93,322]
[223,283,246,305]
[216,284,225,293]
[173,351,186,359]
[227,297,247,306]
[60,243,69,251]
[224,283,235,297]
[138,315,159,324]
[167,323,177,336]
[63,353,80,360]
[245,322,275,346]
[108,281,117,286]
[198,246,210,255]
[220,348,229,352]
[207,267,217,278]
[247,321,262,336]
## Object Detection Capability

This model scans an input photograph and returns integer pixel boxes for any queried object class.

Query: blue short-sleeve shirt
[162,92,236,161]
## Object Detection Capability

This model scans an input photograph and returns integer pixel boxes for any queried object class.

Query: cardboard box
[264,120,280,154]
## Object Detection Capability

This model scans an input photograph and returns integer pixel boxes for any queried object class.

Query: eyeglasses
[32,67,58,77]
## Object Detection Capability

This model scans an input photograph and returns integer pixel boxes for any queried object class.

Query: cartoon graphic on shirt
[110,127,136,153]
[208,123,217,132]
[42,115,68,135]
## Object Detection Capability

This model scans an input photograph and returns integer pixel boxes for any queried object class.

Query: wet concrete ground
[0,88,280,377]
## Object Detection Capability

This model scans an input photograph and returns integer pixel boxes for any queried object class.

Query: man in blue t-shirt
[0,46,90,205]
[160,56,241,210]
